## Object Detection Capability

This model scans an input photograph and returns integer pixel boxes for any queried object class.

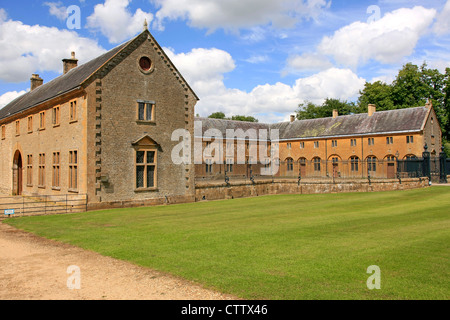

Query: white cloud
[167,47,365,121]
[286,52,332,73]
[318,6,436,67]
[43,2,68,21]
[293,68,366,105]
[0,16,106,83]
[245,55,270,64]
[86,0,154,44]
[433,0,450,35]
[0,90,28,109]
[164,47,235,85]
[152,0,330,32]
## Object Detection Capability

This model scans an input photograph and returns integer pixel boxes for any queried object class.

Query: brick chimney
[30,74,43,91]
[62,52,78,75]
[332,109,338,118]
[290,115,295,123]
[368,104,376,117]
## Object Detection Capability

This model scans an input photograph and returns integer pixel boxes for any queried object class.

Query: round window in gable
[139,56,153,73]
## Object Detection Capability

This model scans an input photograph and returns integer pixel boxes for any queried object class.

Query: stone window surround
[136,100,156,124]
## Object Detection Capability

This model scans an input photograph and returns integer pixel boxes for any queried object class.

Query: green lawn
[4,187,450,300]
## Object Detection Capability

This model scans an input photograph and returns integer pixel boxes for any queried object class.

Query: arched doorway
[13,150,23,195]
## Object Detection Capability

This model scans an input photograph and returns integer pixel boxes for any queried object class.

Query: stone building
[0,26,198,208]
[195,103,442,180]
[0,26,443,208]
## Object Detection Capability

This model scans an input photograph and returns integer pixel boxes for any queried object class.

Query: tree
[443,68,450,140]
[207,112,259,122]
[231,115,259,122]
[296,98,356,120]
[357,81,394,112]
[208,111,226,119]
[353,62,449,139]
[391,63,429,108]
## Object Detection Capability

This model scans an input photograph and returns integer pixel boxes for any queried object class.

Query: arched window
[385,155,396,162]
[404,154,417,160]
[350,156,359,172]
[298,157,306,165]
[367,156,377,172]
[313,157,321,171]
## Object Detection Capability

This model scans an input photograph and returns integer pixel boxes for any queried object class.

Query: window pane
[138,103,145,120]
[136,166,144,188]
[136,151,145,163]
[73,167,77,189]
[146,104,153,121]
[147,166,155,188]
[147,151,155,163]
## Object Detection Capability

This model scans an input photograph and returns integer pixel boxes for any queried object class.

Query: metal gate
[396,146,448,183]
[0,194,88,220]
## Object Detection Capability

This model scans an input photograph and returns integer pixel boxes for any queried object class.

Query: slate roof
[196,106,429,141]
[0,40,130,121]
[195,117,270,139]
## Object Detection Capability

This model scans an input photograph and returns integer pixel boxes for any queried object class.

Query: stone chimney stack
[290,115,295,123]
[30,74,43,91]
[368,104,376,117]
[62,52,78,75]
[332,109,338,119]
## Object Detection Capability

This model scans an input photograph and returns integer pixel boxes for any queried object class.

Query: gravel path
[0,222,236,300]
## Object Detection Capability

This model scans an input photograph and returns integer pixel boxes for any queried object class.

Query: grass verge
[4,187,450,299]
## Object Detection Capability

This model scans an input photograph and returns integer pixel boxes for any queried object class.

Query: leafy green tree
[355,62,449,139]
[231,115,259,122]
[391,63,428,108]
[207,112,259,122]
[443,68,450,140]
[357,81,394,112]
[296,98,356,120]
[208,111,226,119]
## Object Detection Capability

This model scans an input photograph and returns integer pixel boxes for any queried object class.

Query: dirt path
[0,222,236,300]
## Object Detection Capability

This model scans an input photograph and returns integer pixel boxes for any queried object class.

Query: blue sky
[1,0,450,123]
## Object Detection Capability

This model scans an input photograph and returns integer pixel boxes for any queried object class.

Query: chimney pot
[332,109,338,119]
[368,104,376,117]
[290,115,295,123]
[30,74,43,91]
[63,51,78,74]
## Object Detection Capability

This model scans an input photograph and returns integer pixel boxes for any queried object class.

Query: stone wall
[87,194,195,211]
[195,178,430,202]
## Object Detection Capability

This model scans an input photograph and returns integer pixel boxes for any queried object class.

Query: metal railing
[0,193,87,219]
[195,159,403,182]
[196,149,449,184]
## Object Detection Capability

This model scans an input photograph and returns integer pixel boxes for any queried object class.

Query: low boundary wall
[195,177,430,202]
[68,178,432,211]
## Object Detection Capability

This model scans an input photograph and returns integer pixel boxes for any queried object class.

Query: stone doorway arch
[12,150,23,195]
